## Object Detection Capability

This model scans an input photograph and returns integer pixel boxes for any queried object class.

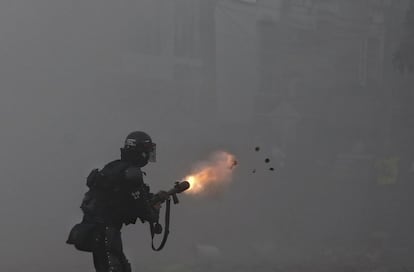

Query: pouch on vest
[66,222,99,252]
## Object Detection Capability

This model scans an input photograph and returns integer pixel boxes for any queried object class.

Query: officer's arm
[124,167,160,223]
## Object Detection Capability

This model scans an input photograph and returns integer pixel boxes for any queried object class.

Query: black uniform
[80,159,158,272]
[67,131,158,272]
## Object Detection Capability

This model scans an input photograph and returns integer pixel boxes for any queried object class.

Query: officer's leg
[109,228,131,272]
[92,229,108,272]
[121,259,131,272]
[92,249,107,272]
[100,226,131,272]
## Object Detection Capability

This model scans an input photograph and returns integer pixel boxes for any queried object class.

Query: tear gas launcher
[150,181,190,206]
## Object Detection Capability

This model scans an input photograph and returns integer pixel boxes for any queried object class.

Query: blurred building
[118,0,217,133]
[214,0,408,161]
[255,1,396,155]
[215,0,414,256]
[118,0,413,175]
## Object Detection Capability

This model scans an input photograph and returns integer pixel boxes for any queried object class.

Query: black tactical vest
[80,160,150,226]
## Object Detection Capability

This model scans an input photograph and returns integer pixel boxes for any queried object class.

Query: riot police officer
[67,131,163,272]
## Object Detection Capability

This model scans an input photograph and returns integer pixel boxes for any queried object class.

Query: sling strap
[149,197,171,251]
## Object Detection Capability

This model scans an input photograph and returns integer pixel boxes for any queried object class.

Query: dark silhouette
[67,131,162,272]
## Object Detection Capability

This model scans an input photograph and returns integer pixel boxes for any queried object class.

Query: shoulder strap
[87,160,130,190]
[101,160,129,176]
[150,197,171,251]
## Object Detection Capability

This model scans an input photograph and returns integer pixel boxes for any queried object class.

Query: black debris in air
[229,159,238,169]
[250,146,276,173]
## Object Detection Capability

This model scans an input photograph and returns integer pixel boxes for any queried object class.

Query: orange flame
[184,151,237,196]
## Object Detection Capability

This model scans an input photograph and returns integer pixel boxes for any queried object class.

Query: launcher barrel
[150,181,190,205]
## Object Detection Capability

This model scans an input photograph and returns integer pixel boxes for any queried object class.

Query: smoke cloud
[184,151,237,197]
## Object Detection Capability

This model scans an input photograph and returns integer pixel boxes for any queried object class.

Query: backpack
[67,161,129,252]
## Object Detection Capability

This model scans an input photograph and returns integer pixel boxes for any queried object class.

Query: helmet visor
[142,142,156,162]
[148,144,156,162]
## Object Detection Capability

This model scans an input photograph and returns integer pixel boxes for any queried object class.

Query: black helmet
[120,131,156,166]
